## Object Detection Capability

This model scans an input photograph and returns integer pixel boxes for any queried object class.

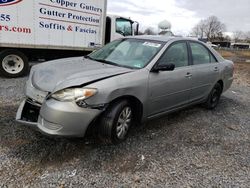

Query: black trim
[186,41,193,66]
[105,16,111,44]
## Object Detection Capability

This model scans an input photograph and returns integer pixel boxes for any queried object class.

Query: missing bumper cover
[21,99,41,123]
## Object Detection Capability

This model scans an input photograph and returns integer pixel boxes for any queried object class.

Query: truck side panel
[0,0,106,50]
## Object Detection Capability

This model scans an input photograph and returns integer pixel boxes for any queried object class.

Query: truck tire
[0,49,29,78]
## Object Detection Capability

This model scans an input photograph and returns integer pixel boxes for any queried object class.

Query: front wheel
[204,83,222,109]
[98,100,133,144]
[0,49,29,78]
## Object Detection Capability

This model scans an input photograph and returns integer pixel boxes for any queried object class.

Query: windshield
[88,39,164,69]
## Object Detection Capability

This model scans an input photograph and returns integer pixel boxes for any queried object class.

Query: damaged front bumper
[16,98,102,137]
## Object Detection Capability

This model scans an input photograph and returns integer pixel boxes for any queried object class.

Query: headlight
[51,88,97,102]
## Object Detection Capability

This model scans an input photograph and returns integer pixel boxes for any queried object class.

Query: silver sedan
[16,36,234,143]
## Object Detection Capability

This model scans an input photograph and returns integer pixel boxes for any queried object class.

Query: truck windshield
[116,18,133,36]
[87,39,164,69]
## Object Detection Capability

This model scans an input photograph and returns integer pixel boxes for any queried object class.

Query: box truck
[0,0,138,77]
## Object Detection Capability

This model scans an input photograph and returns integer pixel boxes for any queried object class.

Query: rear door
[188,41,220,102]
[148,41,193,116]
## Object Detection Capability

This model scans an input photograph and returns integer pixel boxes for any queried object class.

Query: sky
[107,0,250,36]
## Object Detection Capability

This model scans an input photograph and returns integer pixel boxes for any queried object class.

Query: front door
[148,41,193,116]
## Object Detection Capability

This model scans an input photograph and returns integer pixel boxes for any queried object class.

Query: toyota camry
[16,36,234,143]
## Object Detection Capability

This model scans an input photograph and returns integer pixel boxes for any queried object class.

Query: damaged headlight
[51,88,97,102]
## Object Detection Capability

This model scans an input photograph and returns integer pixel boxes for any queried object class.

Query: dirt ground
[218,49,250,86]
[0,58,249,187]
[234,62,250,86]
[218,49,250,63]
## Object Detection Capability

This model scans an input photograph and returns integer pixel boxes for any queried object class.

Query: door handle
[185,72,192,78]
[214,67,219,72]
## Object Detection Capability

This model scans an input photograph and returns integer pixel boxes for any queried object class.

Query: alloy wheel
[116,107,132,139]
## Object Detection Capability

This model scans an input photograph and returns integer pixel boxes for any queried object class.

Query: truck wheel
[99,100,133,144]
[0,50,29,78]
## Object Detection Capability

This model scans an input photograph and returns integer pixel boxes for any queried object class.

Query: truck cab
[105,15,139,44]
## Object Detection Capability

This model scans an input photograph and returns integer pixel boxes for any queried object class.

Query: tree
[233,31,244,42]
[244,31,250,42]
[191,16,226,41]
[205,16,226,40]
[224,35,231,42]
[191,19,206,38]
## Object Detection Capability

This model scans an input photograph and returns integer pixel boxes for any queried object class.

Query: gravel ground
[0,64,250,187]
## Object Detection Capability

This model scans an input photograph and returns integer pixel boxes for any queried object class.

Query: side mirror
[133,21,139,35]
[152,63,175,72]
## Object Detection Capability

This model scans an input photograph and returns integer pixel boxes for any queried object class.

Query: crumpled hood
[31,57,132,92]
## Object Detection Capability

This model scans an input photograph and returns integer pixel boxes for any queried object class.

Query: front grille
[21,99,41,123]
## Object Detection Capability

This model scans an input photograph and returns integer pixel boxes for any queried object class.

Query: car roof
[124,35,224,62]
[125,35,200,43]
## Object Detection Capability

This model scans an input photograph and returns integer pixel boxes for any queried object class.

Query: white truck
[0,0,138,77]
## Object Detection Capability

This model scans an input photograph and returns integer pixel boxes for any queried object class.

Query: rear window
[190,42,218,65]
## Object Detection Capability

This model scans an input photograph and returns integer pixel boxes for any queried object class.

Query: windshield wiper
[86,56,121,66]
[85,56,136,69]
[95,59,119,66]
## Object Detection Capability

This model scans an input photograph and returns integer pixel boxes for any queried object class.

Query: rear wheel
[204,83,222,109]
[0,49,29,78]
[98,100,133,144]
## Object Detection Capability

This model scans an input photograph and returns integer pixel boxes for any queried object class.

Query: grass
[217,49,250,59]
[217,50,235,58]
[236,51,250,58]
[216,49,250,86]
[234,63,250,86]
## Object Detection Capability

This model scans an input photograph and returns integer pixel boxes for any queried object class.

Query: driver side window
[158,42,189,68]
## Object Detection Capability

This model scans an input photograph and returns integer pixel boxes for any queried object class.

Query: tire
[204,83,222,109]
[0,49,29,78]
[98,100,133,144]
